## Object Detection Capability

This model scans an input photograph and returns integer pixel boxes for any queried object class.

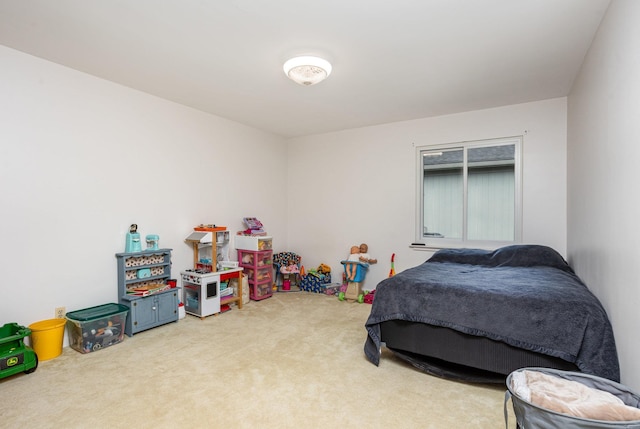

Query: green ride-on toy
[0,323,38,380]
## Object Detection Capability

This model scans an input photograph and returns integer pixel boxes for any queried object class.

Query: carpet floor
[0,292,514,428]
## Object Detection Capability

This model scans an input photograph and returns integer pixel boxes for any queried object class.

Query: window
[415,137,522,247]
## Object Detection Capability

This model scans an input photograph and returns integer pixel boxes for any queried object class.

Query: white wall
[568,0,640,389]
[0,46,288,336]
[286,98,568,289]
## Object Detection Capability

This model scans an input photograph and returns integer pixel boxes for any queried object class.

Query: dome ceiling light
[283,56,332,86]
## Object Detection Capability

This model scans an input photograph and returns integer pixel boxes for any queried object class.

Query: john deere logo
[7,357,18,367]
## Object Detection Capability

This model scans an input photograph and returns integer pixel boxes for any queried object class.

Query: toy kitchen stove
[181,269,220,318]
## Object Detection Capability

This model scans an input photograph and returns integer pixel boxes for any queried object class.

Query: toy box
[323,283,342,295]
[299,273,332,293]
[66,303,128,354]
[234,235,272,251]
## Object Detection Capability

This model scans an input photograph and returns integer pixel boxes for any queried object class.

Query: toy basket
[28,318,66,361]
[505,367,640,428]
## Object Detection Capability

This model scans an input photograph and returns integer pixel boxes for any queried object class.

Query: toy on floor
[279,258,300,291]
[389,253,396,277]
[0,323,38,379]
[340,244,375,303]
[364,289,376,304]
[273,252,303,291]
[339,261,368,303]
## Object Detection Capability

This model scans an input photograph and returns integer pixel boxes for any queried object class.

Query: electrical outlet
[55,306,66,319]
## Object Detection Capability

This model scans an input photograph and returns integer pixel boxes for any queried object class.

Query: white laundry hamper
[505,367,640,429]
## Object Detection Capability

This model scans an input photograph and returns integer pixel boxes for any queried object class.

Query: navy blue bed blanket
[364,245,620,381]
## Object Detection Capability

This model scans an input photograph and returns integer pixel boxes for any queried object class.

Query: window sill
[410,240,516,251]
[409,243,442,251]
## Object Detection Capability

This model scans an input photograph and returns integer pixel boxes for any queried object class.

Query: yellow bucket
[29,319,66,361]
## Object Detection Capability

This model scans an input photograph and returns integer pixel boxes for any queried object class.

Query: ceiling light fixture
[283,56,332,86]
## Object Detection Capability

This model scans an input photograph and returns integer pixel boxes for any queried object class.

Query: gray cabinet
[128,290,179,334]
[115,249,178,336]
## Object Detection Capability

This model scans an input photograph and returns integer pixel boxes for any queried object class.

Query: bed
[364,245,620,383]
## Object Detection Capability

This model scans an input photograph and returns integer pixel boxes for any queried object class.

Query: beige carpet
[1,292,514,428]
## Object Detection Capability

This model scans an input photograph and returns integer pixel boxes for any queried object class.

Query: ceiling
[0,0,611,138]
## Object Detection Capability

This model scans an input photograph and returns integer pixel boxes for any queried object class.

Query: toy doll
[358,243,377,264]
[345,245,361,281]
[242,253,254,264]
[280,258,300,274]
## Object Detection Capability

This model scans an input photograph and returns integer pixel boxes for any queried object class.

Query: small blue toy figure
[125,224,142,253]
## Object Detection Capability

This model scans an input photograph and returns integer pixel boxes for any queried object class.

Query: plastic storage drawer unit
[66,303,129,353]
[234,235,272,251]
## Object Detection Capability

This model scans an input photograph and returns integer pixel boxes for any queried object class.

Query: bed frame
[380,320,579,383]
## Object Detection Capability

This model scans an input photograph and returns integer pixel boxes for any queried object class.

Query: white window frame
[414,136,523,249]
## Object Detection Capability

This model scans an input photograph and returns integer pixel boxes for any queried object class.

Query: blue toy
[339,260,369,303]
[146,234,159,250]
[125,224,142,252]
[339,243,376,303]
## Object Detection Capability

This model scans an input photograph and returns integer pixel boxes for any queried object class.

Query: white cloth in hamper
[511,370,640,422]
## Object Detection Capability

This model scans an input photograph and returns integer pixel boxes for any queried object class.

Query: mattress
[381,319,578,383]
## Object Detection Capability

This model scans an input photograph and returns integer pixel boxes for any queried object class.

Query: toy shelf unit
[238,248,273,301]
[181,267,243,319]
[185,226,231,273]
[115,249,179,336]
